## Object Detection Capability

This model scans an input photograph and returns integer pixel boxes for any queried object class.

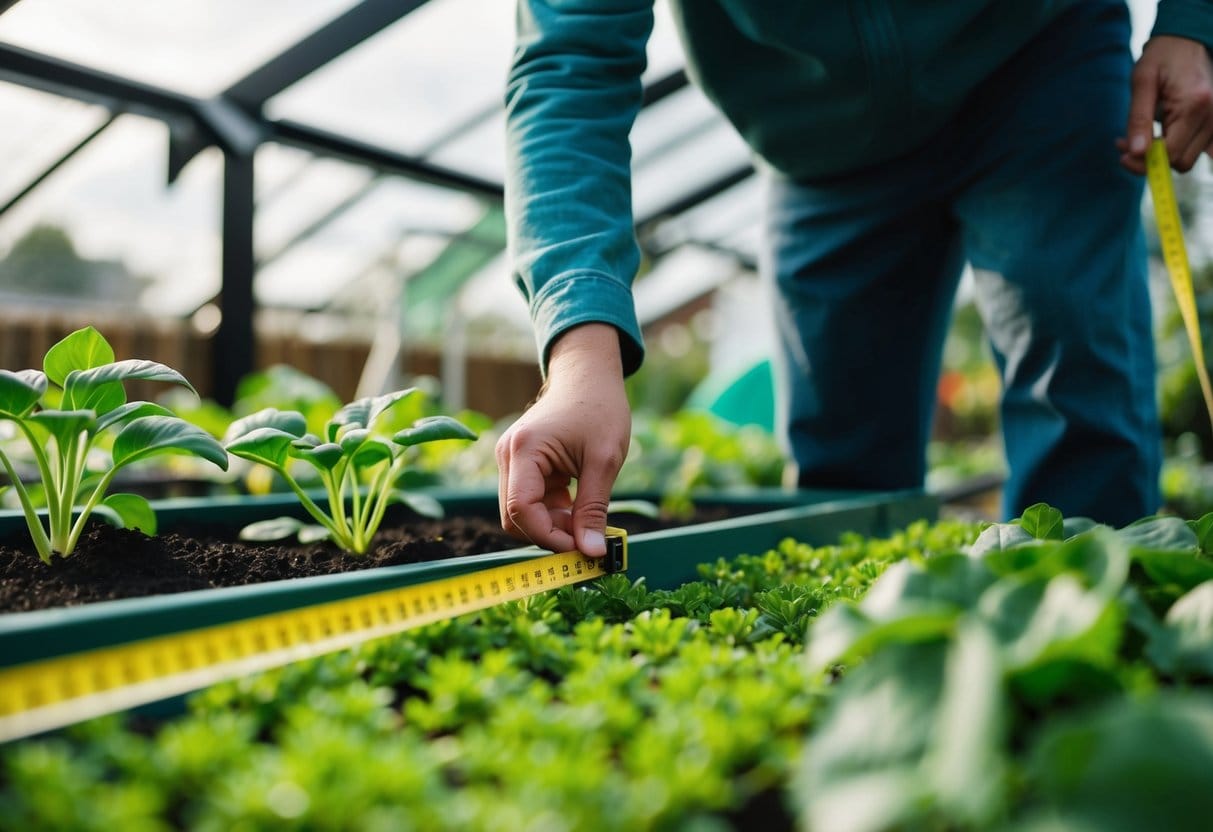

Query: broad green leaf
[980,573,1122,672]
[327,388,417,440]
[1189,512,1213,554]
[351,437,393,468]
[969,522,1035,557]
[984,532,1130,595]
[862,554,995,615]
[43,326,113,386]
[28,409,96,446]
[239,516,304,542]
[0,369,47,418]
[1020,503,1064,540]
[1063,517,1106,538]
[112,415,229,471]
[797,640,948,832]
[64,360,195,413]
[392,415,477,448]
[225,426,301,469]
[1147,581,1213,677]
[1131,548,1213,593]
[1117,515,1198,553]
[925,622,1006,825]
[398,491,444,519]
[338,428,372,456]
[806,598,958,676]
[63,379,125,416]
[291,442,343,471]
[95,401,174,433]
[1026,693,1213,831]
[96,493,157,535]
[223,408,307,444]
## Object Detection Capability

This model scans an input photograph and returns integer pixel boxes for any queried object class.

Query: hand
[1119,35,1213,174]
[496,323,631,556]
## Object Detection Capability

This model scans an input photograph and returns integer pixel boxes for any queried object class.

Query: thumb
[1126,59,1159,155]
[572,462,616,557]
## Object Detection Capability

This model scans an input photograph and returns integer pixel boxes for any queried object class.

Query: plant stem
[276,467,350,548]
[64,466,119,556]
[362,454,409,550]
[0,446,52,563]
[15,421,59,549]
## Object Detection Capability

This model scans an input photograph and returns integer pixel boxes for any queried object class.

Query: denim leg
[764,171,965,492]
[953,0,1160,525]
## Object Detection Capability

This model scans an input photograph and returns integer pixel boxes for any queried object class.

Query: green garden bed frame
[0,487,935,675]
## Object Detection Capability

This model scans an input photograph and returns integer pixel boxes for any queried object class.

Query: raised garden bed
[0,486,935,742]
[6,505,1209,830]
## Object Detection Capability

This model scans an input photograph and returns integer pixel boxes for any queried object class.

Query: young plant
[0,327,229,562]
[223,389,477,555]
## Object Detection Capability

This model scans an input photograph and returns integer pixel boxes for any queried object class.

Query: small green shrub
[223,389,476,555]
[0,326,228,561]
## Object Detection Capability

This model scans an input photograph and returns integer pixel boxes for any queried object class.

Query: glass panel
[0,0,360,97]
[270,0,688,158]
[632,120,751,222]
[0,81,110,204]
[268,0,513,156]
[0,112,223,316]
[254,175,484,310]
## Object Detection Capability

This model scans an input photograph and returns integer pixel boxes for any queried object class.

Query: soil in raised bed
[0,506,734,613]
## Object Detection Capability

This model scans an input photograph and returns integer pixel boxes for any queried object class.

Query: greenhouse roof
[0,0,759,316]
[0,0,1162,402]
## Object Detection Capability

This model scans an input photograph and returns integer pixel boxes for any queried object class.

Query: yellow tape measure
[1146,138,1213,433]
[0,530,627,743]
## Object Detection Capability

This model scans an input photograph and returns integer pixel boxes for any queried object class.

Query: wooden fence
[0,308,542,419]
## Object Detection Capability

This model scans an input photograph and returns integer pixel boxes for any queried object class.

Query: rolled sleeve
[1152,0,1213,50]
[506,0,655,376]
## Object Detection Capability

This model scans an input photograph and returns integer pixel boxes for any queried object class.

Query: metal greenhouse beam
[270,119,504,199]
[0,115,116,217]
[224,0,431,112]
[215,153,256,408]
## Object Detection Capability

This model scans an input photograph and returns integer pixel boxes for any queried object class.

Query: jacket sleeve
[1152,0,1213,49]
[505,0,655,376]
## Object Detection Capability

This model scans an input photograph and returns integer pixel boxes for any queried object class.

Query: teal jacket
[505,0,1213,375]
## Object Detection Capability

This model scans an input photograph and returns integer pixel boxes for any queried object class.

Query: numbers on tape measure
[0,532,627,733]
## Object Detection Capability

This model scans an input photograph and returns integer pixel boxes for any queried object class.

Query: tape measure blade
[0,532,627,742]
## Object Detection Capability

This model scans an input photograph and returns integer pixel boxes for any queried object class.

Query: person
[495,0,1213,556]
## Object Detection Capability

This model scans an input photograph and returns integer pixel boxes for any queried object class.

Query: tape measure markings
[1146,137,1213,434]
[0,531,626,743]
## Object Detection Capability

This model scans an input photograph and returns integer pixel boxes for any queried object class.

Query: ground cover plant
[0,327,228,562]
[3,507,1213,829]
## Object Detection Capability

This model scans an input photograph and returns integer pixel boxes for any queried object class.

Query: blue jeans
[764,0,1160,526]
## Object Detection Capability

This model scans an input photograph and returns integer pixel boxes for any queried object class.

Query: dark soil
[0,507,732,614]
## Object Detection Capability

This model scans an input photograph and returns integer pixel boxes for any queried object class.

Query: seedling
[223,389,477,555]
[0,327,229,562]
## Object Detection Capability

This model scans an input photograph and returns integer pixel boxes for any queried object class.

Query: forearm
[506,0,655,375]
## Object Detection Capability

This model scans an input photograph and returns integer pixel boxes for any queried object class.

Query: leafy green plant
[0,326,228,562]
[222,389,477,555]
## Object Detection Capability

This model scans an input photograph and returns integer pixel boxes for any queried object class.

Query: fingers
[1124,36,1213,173]
[1121,58,1159,173]
[571,447,624,557]
[495,427,575,552]
[1169,109,1213,172]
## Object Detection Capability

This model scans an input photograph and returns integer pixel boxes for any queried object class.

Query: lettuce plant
[0,327,229,562]
[223,389,477,555]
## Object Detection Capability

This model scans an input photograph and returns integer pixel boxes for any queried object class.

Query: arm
[498,1,654,554]
[1119,1,1213,173]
